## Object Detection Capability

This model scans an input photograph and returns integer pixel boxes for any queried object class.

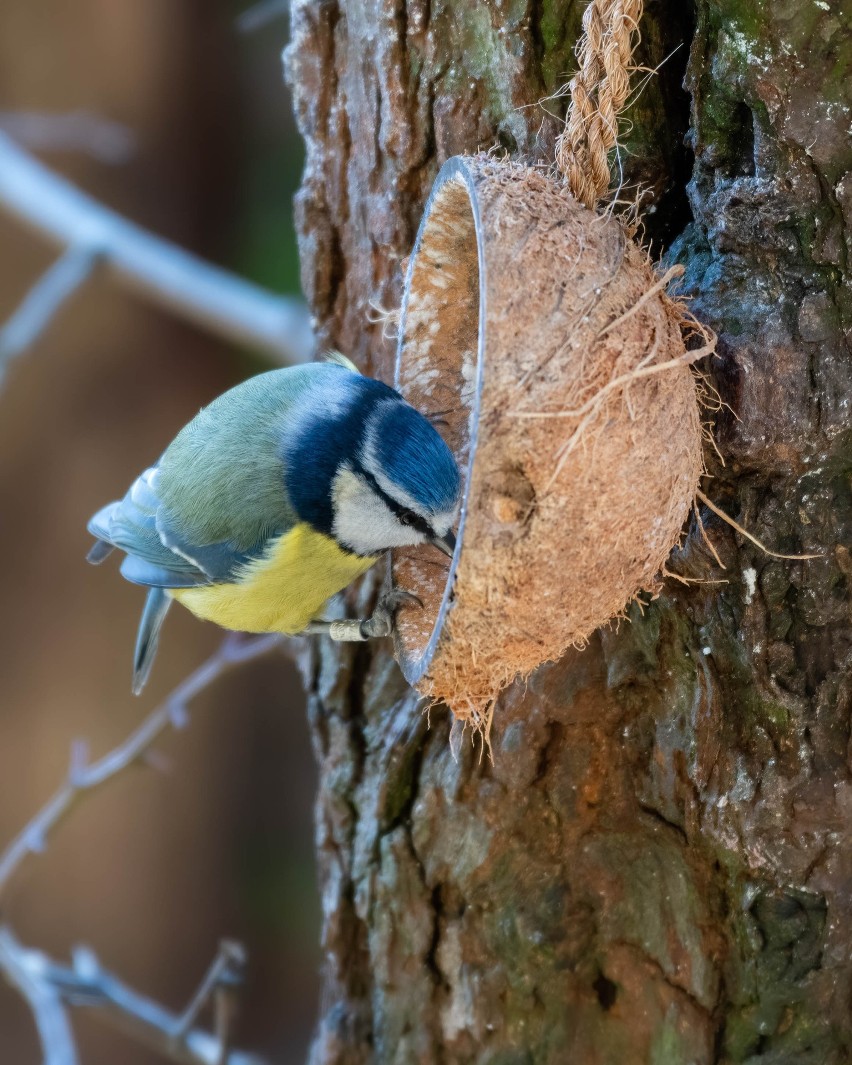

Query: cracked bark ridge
[288,1,852,1062]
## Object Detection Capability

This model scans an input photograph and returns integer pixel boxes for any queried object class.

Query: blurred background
[0,2,318,1062]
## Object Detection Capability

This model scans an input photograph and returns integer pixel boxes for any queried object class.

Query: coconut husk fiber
[390,154,705,729]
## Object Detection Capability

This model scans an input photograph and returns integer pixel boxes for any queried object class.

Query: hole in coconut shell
[593,973,618,1011]
[391,163,483,686]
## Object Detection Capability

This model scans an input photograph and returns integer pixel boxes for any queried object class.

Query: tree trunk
[285,2,852,1062]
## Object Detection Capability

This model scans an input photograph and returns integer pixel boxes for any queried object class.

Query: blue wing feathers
[87,467,208,588]
[87,502,121,543]
[88,464,274,589]
[155,508,270,582]
[119,554,206,589]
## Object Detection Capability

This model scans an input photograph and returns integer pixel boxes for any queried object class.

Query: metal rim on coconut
[392,156,486,687]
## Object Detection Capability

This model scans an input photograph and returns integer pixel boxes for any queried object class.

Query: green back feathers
[156,368,316,550]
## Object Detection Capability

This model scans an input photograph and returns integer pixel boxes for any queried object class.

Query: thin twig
[0,132,313,365]
[0,243,100,376]
[0,929,266,1065]
[236,0,289,33]
[215,988,234,1065]
[212,945,246,1065]
[696,489,822,561]
[0,633,282,900]
[174,940,246,1041]
[0,110,136,164]
[0,928,79,1065]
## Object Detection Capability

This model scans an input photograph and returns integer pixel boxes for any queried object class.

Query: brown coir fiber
[390,154,705,730]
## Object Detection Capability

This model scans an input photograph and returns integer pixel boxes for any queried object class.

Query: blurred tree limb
[0,243,100,377]
[236,0,288,35]
[0,634,285,1064]
[0,633,281,898]
[0,929,263,1065]
[0,928,78,1065]
[0,130,313,380]
[0,111,136,164]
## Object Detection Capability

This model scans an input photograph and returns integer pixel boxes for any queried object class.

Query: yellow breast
[171,523,377,634]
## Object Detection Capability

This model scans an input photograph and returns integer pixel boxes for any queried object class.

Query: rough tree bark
[285,2,852,1062]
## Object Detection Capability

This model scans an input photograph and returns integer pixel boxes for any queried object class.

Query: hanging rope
[556,0,644,209]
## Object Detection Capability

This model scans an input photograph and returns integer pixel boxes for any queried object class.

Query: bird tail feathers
[133,587,171,695]
[86,539,115,564]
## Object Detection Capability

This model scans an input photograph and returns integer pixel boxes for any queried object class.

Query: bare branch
[214,979,239,1065]
[0,244,99,377]
[0,131,313,365]
[0,633,283,900]
[174,940,246,1041]
[0,929,266,1065]
[236,0,289,33]
[0,111,135,164]
[0,928,79,1065]
[0,633,285,1062]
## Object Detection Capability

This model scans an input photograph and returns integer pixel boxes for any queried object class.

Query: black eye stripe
[353,464,433,537]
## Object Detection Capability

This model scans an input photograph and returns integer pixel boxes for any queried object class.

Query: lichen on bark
[286,1,852,1062]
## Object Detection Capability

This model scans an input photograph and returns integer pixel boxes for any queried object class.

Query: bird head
[329,397,461,559]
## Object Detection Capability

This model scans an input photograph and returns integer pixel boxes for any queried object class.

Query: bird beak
[431,530,456,558]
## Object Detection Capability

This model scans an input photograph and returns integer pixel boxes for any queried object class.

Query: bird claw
[359,587,423,639]
[310,588,422,642]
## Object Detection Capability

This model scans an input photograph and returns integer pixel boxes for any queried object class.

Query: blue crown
[372,402,460,514]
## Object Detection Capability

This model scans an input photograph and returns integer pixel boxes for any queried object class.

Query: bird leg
[303,588,422,642]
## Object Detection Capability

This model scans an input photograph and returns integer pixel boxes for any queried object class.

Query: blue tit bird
[87,354,460,694]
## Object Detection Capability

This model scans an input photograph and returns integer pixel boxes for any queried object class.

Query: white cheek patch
[331,467,426,556]
[431,505,460,538]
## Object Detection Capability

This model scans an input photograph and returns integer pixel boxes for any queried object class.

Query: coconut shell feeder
[390,154,705,726]
[389,0,711,729]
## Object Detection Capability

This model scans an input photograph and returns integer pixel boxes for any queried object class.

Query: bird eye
[398,510,417,527]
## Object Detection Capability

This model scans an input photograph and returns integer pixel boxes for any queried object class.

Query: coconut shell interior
[391,167,482,685]
[392,155,703,723]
